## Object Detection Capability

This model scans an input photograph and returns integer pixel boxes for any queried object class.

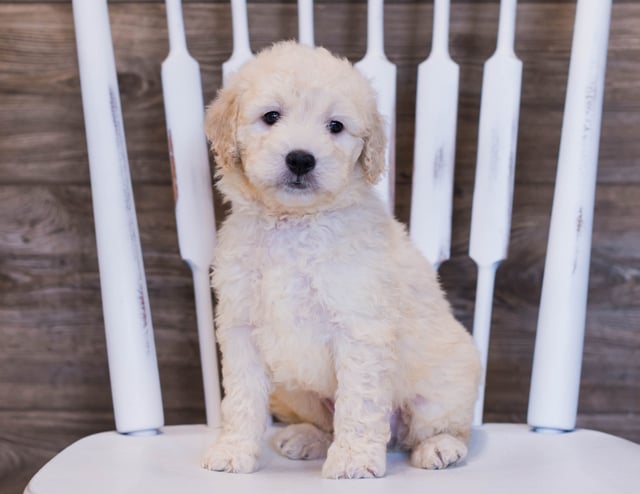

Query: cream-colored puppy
[201,41,481,479]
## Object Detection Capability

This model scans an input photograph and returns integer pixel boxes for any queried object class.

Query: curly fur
[200,41,481,479]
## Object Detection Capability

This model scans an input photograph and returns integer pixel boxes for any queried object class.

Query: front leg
[322,331,393,479]
[201,325,271,473]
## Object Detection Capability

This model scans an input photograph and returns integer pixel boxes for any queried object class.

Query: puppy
[201,41,481,479]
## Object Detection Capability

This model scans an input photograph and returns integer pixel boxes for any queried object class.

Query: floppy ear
[358,108,387,185]
[204,85,241,173]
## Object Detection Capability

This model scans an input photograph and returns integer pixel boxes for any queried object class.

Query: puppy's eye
[263,111,281,126]
[328,120,344,134]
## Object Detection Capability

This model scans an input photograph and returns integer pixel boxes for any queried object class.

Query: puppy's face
[235,81,365,209]
[206,42,386,214]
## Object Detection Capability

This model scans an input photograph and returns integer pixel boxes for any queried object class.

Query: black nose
[286,150,316,176]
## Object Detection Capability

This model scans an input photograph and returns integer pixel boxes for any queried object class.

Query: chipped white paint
[162,0,221,429]
[409,0,458,269]
[222,0,254,85]
[298,0,314,47]
[469,0,522,426]
[355,0,397,214]
[72,0,164,434]
[528,0,613,433]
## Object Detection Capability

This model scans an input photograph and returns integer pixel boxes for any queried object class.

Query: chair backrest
[71,0,613,436]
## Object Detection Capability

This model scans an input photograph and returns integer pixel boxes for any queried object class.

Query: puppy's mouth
[283,173,317,192]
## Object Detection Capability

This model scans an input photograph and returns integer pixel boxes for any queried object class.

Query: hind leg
[401,394,473,470]
[402,352,478,470]
[269,387,333,432]
[401,314,481,470]
[269,387,334,460]
[407,405,471,470]
[273,423,332,460]
[411,432,468,469]
[401,338,479,470]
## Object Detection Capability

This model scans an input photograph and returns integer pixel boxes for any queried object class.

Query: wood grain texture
[1,2,639,493]
[2,3,638,185]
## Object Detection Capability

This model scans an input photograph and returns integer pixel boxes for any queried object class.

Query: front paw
[201,437,260,473]
[321,440,386,479]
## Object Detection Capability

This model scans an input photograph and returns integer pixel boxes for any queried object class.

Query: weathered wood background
[1,0,639,492]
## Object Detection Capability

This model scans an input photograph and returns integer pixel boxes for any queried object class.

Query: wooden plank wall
[1,1,639,492]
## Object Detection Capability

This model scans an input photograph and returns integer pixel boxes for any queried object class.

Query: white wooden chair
[25,0,640,493]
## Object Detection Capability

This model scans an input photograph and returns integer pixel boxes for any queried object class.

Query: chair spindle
[469,0,523,426]
[71,0,164,435]
[409,0,458,270]
[162,0,221,429]
[528,0,613,433]
[355,0,397,212]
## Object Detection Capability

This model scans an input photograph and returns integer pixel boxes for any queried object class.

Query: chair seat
[25,423,640,494]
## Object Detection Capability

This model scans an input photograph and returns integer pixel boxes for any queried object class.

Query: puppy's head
[205,41,386,214]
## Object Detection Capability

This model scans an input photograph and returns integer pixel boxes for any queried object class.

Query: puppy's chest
[253,223,335,332]
[249,222,339,390]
